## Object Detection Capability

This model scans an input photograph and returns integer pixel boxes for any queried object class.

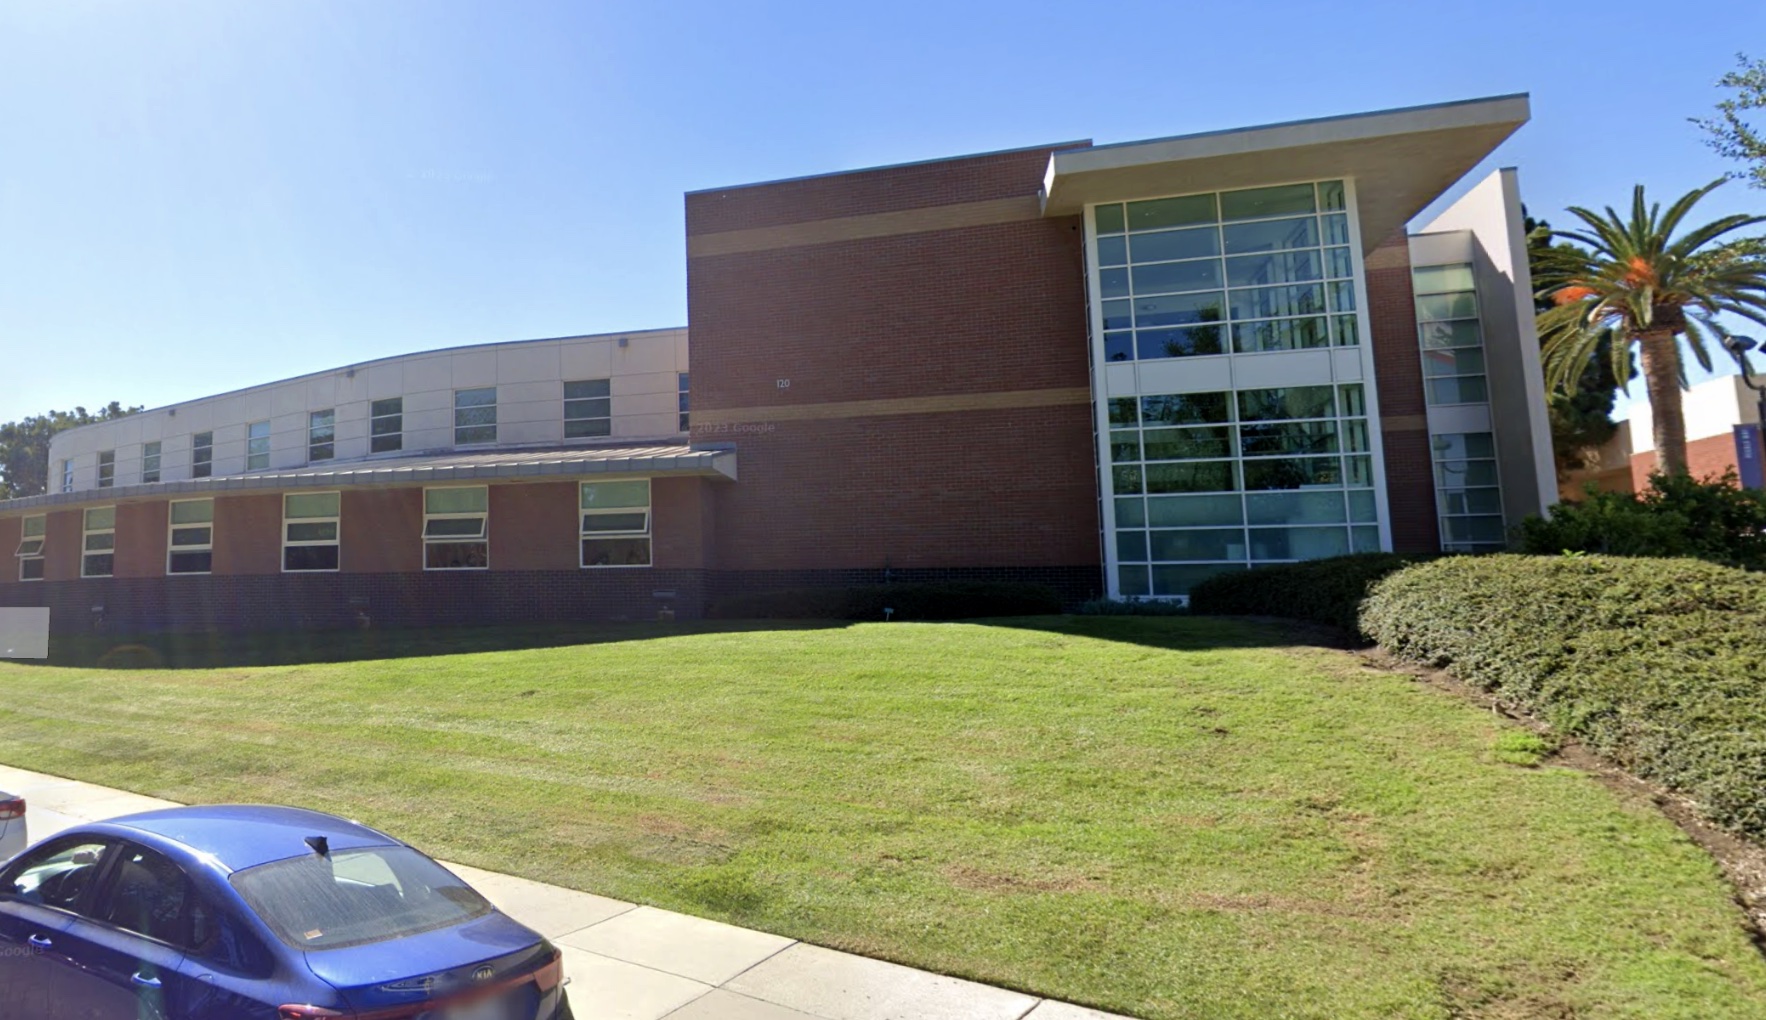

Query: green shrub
[1362,554,1766,839]
[1187,553,1438,637]
[708,582,1062,621]
[1076,598,1189,616]
[1520,471,1766,569]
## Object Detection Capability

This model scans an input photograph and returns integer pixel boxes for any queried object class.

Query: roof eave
[1040,94,1530,249]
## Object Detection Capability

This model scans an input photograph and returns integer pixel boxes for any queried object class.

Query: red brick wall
[686,142,1088,234]
[687,144,1102,574]
[652,477,711,570]
[0,517,19,583]
[1364,232,1440,553]
[115,501,168,578]
[43,510,80,582]
[213,495,282,575]
[490,482,580,572]
[1630,433,1742,490]
[342,489,422,574]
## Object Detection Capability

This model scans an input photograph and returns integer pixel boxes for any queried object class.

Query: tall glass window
[1413,264,1488,405]
[247,421,271,471]
[1109,383,1379,597]
[370,398,403,454]
[142,441,161,484]
[1092,181,1360,362]
[16,515,45,581]
[81,507,116,578]
[1432,432,1505,552]
[192,433,213,479]
[563,380,611,438]
[308,410,335,462]
[97,451,116,488]
[167,498,214,574]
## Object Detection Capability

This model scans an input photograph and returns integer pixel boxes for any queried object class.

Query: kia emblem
[472,965,495,983]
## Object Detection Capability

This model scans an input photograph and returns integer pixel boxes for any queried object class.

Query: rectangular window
[1431,432,1505,553]
[96,451,115,489]
[81,507,115,578]
[454,388,497,445]
[283,492,340,572]
[142,441,161,484]
[423,486,488,569]
[308,410,335,463]
[563,380,611,439]
[167,499,214,574]
[192,432,213,479]
[61,460,74,493]
[16,515,45,581]
[678,373,690,432]
[370,398,403,454]
[247,421,271,470]
[580,480,651,567]
[1412,263,1488,407]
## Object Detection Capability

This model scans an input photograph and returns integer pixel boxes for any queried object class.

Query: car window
[231,846,492,951]
[1,840,114,912]
[97,845,193,946]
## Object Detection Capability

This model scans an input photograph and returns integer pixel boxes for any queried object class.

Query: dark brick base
[0,570,709,635]
[0,564,1104,637]
[706,565,1105,610]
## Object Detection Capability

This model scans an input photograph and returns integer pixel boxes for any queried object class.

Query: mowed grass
[3,617,1764,1019]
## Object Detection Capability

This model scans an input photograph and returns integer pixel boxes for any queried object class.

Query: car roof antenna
[305,835,330,856]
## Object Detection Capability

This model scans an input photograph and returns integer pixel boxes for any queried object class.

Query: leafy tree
[0,403,141,499]
[1525,212,1624,478]
[1696,53,1766,190]
[1534,180,1766,475]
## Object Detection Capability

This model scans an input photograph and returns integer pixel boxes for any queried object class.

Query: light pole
[1720,333,1766,487]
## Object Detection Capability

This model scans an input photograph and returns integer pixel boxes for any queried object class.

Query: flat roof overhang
[0,444,737,514]
[1040,94,1530,251]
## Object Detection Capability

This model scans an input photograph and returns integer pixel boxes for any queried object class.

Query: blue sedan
[0,805,573,1019]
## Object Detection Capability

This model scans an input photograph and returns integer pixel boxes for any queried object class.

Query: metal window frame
[192,432,214,479]
[246,420,271,471]
[453,388,498,447]
[96,450,116,489]
[563,379,612,440]
[16,513,45,582]
[282,491,341,573]
[308,409,336,464]
[579,479,651,570]
[142,441,162,484]
[81,505,116,578]
[422,485,490,570]
[370,397,404,454]
[166,498,215,575]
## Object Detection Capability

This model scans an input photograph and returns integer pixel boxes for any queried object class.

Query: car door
[54,842,195,1020]
[0,836,122,1020]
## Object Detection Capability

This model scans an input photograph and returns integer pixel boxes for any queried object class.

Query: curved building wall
[47,328,689,494]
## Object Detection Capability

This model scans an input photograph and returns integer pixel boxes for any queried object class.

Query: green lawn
[3,617,1763,1018]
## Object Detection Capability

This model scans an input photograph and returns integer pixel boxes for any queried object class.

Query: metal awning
[1040,94,1530,251]
[0,444,737,514]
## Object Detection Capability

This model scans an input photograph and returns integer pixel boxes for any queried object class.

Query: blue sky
[2,0,1762,421]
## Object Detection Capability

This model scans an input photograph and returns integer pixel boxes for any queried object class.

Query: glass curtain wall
[1109,384,1380,596]
[1092,181,1360,362]
[1089,180,1381,598]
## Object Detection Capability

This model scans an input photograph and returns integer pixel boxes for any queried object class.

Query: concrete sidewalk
[0,765,1131,1020]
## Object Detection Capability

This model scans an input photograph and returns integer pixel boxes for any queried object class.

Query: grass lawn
[3,616,1764,1018]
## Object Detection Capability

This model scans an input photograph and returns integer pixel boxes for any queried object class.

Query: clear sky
[2,0,1762,421]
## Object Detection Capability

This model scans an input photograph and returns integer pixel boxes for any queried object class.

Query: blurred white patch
[0,609,50,659]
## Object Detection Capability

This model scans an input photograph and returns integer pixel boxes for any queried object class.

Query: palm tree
[1535,180,1766,475]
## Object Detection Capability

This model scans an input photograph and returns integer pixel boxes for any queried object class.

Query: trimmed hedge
[708,582,1062,621]
[1362,554,1766,840]
[1187,553,1437,636]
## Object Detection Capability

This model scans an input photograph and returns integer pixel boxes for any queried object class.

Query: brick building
[1,95,1557,638]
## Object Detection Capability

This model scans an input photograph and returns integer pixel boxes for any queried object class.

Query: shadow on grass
[32,613,1342,670]
[977,612,1357,652]
[38,619,853,670]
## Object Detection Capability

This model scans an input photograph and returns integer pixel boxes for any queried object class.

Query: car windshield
[230,845,492,951]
